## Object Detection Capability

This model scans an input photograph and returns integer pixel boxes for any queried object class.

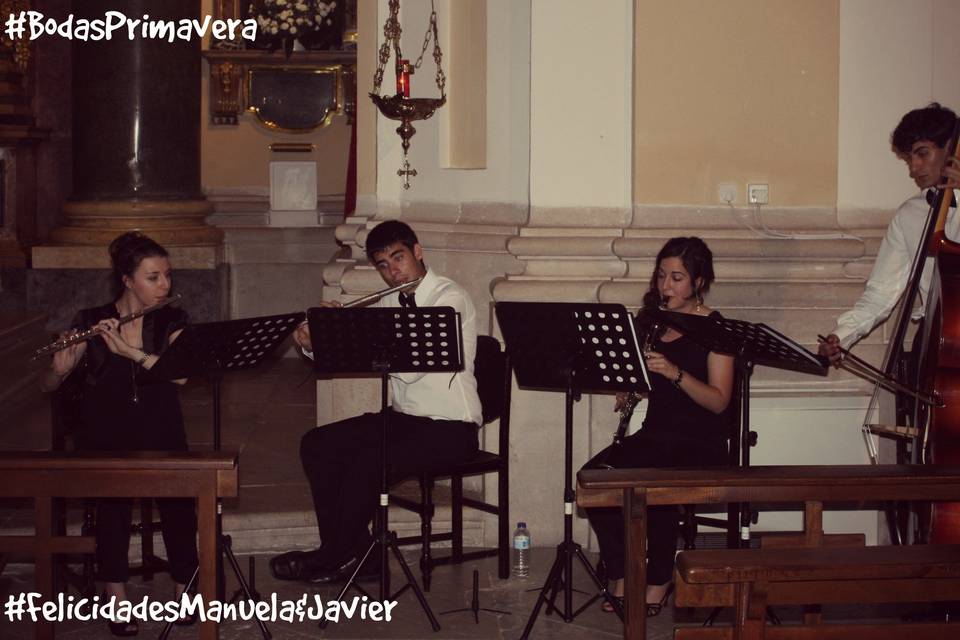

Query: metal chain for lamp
[370,0,447,189]
[411,2,445,96]
[372,0,401,94]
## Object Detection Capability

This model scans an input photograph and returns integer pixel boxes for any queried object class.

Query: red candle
[396,59,411,97]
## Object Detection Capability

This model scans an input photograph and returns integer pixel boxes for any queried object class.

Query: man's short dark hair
[365,220,420,262]
[891,102,957,154]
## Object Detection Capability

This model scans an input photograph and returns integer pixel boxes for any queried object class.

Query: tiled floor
[0,355,944,638]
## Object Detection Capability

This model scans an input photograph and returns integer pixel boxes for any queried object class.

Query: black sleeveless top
[641,310,729,451]
[68,302,189,452]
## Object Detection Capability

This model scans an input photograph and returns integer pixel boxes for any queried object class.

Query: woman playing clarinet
[40,231,197,636]
[581,236,734,617]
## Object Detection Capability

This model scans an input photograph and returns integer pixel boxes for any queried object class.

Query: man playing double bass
[819,103,960,365]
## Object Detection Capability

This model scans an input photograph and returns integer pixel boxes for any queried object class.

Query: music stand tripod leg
[319,366,441,632]
[520,384,621,639]
[212,375,271,640]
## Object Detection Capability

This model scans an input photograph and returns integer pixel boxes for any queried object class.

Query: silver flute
[31,294,183,361]
[342,277,423,308]
[296,277,424,329]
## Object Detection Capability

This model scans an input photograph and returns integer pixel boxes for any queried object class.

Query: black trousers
[95,497,198,584]
[300,409,479,564]
[76,393,198,586]
[582,430,724,585]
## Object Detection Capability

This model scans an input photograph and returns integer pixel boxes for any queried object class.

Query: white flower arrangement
[249,0,337,40]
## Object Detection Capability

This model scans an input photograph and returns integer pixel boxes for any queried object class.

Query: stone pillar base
[51,199,222,246]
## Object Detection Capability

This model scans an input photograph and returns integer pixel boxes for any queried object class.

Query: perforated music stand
[650,309,827,546]
[495,302,650,636]
[307,305,465,633]
[150,311,304,640]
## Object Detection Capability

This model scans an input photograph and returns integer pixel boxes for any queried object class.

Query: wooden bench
[576,464,960,640]
[0,451,239,640]
[675,544,960,639]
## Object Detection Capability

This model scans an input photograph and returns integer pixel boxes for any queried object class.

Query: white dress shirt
[833,188,960,348]
[376,267,482,425]
[304,267,483,425]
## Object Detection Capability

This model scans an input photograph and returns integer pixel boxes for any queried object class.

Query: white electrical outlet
[718,183,737,204]
[747,183,769,205]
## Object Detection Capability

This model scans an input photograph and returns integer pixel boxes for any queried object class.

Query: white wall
[529,0,633,216]
[838,0,960,214]
[375,0,531,206]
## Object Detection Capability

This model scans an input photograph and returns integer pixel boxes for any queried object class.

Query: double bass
[841,117,960,544]
[914,117,960,543]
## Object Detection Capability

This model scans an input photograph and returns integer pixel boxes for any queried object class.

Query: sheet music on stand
[306,306,464,375]
[651,309,827,376]
[139,311,306,382]
[496,302,651,395]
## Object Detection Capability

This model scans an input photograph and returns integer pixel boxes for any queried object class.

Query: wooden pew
[576,464,960,640]
[0,451,239,640]
[675,544,960,639]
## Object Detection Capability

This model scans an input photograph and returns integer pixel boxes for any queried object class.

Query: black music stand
[495,302,650,637]
[308,305,466,633]
[650,309,827,545]
[150,311,304,640]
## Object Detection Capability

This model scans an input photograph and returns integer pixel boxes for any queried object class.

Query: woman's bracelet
[672,368,684,388]
[136,350,150,366]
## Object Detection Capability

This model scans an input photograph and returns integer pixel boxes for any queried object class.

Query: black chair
[680,371,752,550]
[390,334,512,590]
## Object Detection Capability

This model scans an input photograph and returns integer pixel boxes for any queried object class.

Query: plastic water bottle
[512,521,531,578]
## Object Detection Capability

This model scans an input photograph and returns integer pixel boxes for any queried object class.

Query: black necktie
[926,188,958,208]
[399,291,417,308]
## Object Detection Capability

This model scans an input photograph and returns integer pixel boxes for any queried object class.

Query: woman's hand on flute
[95,318,139,360]
[51,330,84,376]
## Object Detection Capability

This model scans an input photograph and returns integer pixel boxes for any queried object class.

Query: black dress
[69,302,198,584]
[582,311,729,585]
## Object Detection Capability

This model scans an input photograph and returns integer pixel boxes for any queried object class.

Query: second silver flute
[298,278,424,328]
[342,277,423,308]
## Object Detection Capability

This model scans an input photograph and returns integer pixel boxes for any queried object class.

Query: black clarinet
[597,392,641,469]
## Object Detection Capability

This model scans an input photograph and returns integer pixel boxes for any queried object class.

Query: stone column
[32,1,224,326]
[50,0,219,246]
[0,42,42,269]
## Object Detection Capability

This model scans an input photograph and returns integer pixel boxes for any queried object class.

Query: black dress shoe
[270,548,326,581]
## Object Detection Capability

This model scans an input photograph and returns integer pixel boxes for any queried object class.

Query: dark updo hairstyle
[891,102,957,155]
[642,236,715,310]
[364,220,421,262]
[108,231,169,298]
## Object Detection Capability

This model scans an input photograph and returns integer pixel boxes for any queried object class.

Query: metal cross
[398,159,418,189]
